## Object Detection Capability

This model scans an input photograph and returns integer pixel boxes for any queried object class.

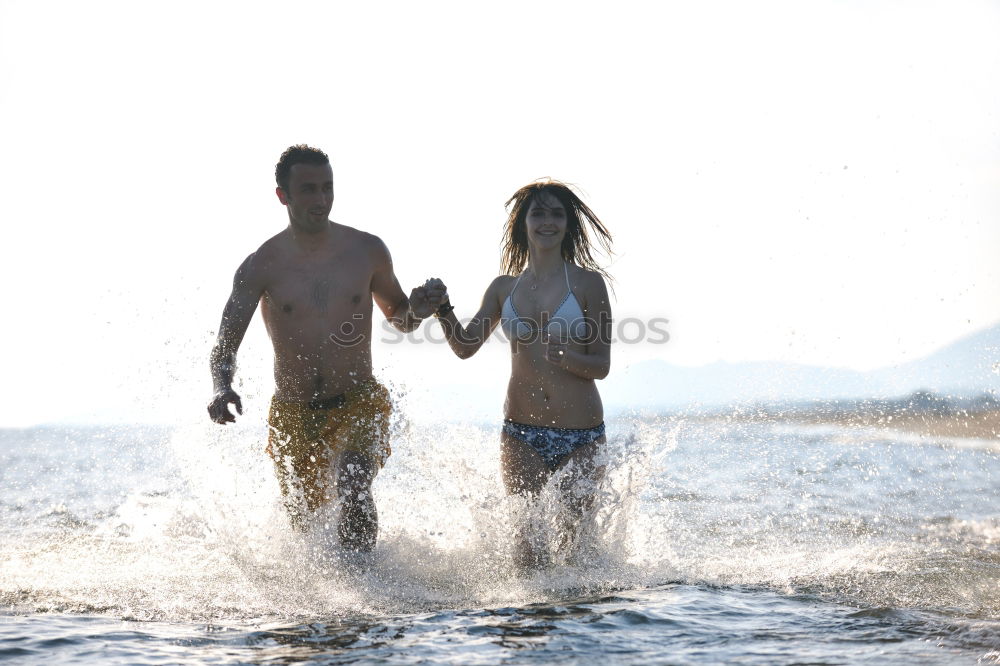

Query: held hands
[207,388,243,424]
[423,278,449,310]
[410,277,450,318]
[409,285,436,318]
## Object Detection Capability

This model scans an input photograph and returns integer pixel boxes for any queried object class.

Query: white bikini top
[501,263,588,341]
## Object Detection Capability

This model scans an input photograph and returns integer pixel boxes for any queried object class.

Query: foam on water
[1,415,672,622]
[1,413,998,654]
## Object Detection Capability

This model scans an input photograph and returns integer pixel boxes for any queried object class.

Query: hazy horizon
[9,316,998,428]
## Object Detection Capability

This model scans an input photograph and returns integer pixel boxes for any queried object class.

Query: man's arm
[370,238,424,333]
[207,254,264,423]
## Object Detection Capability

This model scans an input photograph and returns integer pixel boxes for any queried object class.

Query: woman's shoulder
[567,264,608,289]
[487,274,518,294]
[567,265,611,312]
[475,274,518,310]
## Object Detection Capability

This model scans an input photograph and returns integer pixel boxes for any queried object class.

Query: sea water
[1,411,998,664]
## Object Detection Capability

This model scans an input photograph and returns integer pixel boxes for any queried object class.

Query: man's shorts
[266,378,392,520]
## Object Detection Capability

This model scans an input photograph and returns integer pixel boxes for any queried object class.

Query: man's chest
[263,263,373,316]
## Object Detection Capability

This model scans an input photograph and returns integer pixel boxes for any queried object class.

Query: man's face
[278,162,334,232]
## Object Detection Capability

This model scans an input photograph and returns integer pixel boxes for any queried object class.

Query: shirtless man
[207,145,432,552]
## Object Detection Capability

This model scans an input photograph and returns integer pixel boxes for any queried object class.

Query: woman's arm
[432,276,507,359]
[544,272,612,380]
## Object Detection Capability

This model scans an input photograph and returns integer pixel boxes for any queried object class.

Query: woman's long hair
[499,180,614,280]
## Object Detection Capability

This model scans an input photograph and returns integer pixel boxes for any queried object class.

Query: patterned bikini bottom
[502,419,606,470]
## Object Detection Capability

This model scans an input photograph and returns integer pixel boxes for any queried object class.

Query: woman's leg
[500,432,551,568]
[555,435,607,556]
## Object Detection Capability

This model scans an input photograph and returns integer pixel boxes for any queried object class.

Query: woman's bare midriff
[502,340,604,428]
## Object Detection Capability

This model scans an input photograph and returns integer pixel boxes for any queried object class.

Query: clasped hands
[409,277,450,319]
[411,277,569,367]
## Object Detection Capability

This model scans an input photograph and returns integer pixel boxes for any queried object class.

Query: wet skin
[207,161,431,550]
[417,190,613,567]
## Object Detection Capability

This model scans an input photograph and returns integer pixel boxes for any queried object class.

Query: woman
[419,180,614,567]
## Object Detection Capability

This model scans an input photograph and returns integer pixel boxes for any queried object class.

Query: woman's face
[524,192,568,251]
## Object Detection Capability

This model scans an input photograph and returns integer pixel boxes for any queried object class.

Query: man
[207,145,433,552]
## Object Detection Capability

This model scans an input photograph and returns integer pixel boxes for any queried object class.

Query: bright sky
[1,1,998,427]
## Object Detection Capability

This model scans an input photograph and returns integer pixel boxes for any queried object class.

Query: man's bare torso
[252,223,381,401]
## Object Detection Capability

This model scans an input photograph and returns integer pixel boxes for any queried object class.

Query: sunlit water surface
[1,412,998,664]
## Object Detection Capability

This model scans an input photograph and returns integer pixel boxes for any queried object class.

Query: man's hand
[208,388,243,424]
[410,278,450,318]
[409,285,435,318]
[423,278,449,310]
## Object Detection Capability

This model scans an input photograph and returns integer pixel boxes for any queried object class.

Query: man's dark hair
[275,145,330,191]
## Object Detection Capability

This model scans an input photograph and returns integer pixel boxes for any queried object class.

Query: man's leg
[323,379,391,553]
[268,400,344,530]
[332,448,379,552]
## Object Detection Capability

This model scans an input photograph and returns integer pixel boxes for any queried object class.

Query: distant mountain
[43,323,1000,426]
[603,322,1000,414]
[870,323,1000,396]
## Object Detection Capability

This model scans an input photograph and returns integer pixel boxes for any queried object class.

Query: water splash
[1,415,997,627]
